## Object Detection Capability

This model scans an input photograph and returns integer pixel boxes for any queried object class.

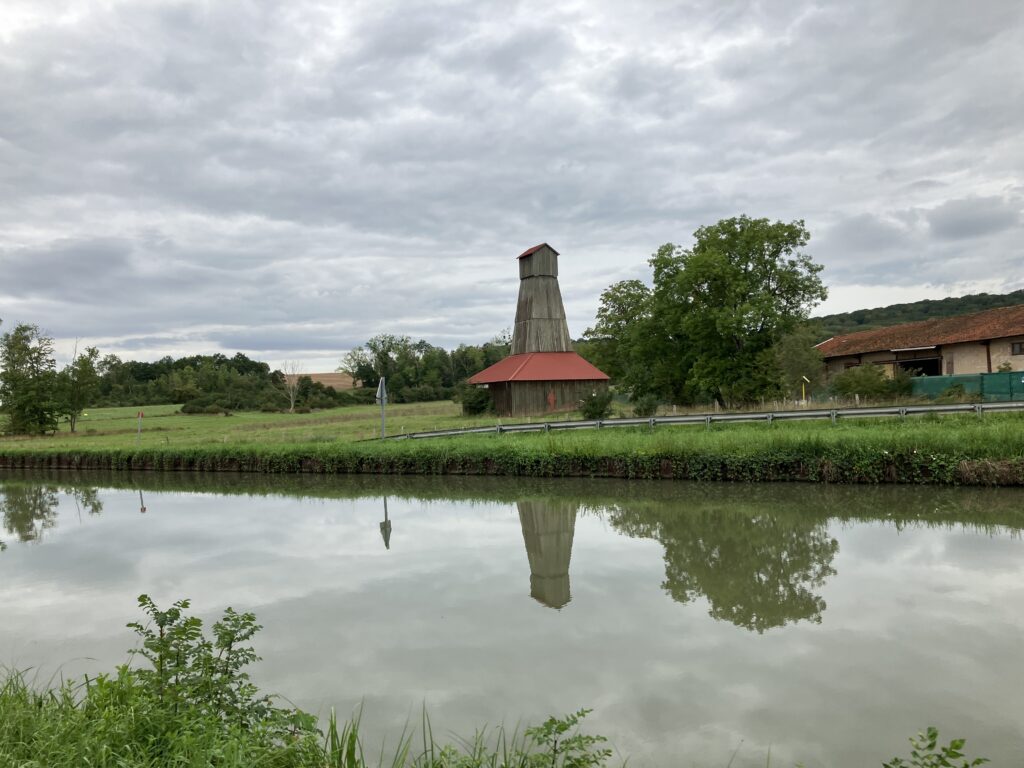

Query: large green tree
[674,216,827,406]
[0,323,60,434]
[585,217,827,406]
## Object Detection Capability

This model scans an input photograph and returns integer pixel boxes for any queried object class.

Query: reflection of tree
[67,487,104,518]
[0,484,103,544]
[518,500,578,609]
[1,485,60,543]
[610,505,838,633]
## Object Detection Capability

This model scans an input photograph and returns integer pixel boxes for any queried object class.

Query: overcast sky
[2,0,1022,369]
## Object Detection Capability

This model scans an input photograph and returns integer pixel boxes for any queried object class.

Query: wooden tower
[468,244,609,416]
[511,244,572,354]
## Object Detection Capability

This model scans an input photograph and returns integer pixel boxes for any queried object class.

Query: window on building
[1013,342,1024,356]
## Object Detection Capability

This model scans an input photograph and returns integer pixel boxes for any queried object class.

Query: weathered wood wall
[511,245,573,355]
[488,380,609,417]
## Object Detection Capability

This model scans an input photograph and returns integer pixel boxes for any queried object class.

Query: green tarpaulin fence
[912,371,1024,401]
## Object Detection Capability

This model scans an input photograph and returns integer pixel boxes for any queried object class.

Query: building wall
[824,335,1024,379]
[990,336,1024,372]
[489,380,608,417]
[941,342,990,375]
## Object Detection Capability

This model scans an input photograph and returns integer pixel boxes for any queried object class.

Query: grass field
[0,401,508,449]
[1,402,1023,484]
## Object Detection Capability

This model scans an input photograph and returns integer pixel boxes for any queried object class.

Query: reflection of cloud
[1,0,1022,363]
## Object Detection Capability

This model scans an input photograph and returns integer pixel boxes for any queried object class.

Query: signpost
[375,378,388,438]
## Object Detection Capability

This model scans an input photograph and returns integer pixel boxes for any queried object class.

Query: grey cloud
[1,0,1022,361]
[926,196,1021,240]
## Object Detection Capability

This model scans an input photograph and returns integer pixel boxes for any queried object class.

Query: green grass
[1,401,505,449]
[1,403,1023,484]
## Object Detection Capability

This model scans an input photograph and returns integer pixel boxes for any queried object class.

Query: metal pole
[376,377,387,438]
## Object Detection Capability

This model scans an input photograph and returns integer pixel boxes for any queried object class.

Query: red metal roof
[468,352,609,384]
[816,304,1024,358]
[518,243,558,259]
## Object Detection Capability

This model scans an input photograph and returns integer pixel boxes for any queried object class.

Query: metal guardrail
[383,400,1024,441]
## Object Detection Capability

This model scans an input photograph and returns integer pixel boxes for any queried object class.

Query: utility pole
[375,378,388,438]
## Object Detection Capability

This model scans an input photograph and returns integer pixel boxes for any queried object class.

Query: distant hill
[812,289,1024,340]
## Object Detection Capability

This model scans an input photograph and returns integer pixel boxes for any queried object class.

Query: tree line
[0,318,513,434]
[0,321,371,434]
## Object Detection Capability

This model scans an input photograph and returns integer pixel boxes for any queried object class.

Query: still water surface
[2,471,1023,767]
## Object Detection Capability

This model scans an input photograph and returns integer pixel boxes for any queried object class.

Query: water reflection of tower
[518,500,578,609]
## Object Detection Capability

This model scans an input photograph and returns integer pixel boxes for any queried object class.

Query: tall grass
[1,413,1023,484]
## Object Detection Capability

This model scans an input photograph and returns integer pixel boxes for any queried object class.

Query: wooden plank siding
[511,244,573,355]
[488,380,609,417]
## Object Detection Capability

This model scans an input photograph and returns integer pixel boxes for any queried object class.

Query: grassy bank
[2,404,1024,485]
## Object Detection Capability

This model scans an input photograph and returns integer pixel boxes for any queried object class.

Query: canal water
[1,471,1023,767]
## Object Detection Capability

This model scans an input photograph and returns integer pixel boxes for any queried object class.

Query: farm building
[817,304,1024,378]
[468,243,609,416]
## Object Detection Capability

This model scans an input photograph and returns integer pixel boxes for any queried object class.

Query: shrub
[829,364,915,400]
[631,394,659,418]
[883,726,988,768]
[458,385,492,416]
[579,389,614,420]
[349,387,378,405]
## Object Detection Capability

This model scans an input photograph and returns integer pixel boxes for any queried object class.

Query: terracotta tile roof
[816,304,1024,358]
[468,352,609,384]
[518,243,558,259]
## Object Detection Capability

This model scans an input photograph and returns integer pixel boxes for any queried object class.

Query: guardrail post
[596,420,603,429]
[766,413,773,425]
[649,417,656,429]
[899,407,906,420]
[705,415,712,431]
[496,425,503,434]
[544,422,550,432]
[975,403,983,418]
[830,410,837,425]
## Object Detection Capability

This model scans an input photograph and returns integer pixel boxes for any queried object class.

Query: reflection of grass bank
[2,412,1024,485]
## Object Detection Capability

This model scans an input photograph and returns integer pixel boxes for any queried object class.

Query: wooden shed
[468,243,610,417]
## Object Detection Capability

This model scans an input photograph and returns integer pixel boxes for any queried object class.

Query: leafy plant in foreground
[883,727,988,768]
